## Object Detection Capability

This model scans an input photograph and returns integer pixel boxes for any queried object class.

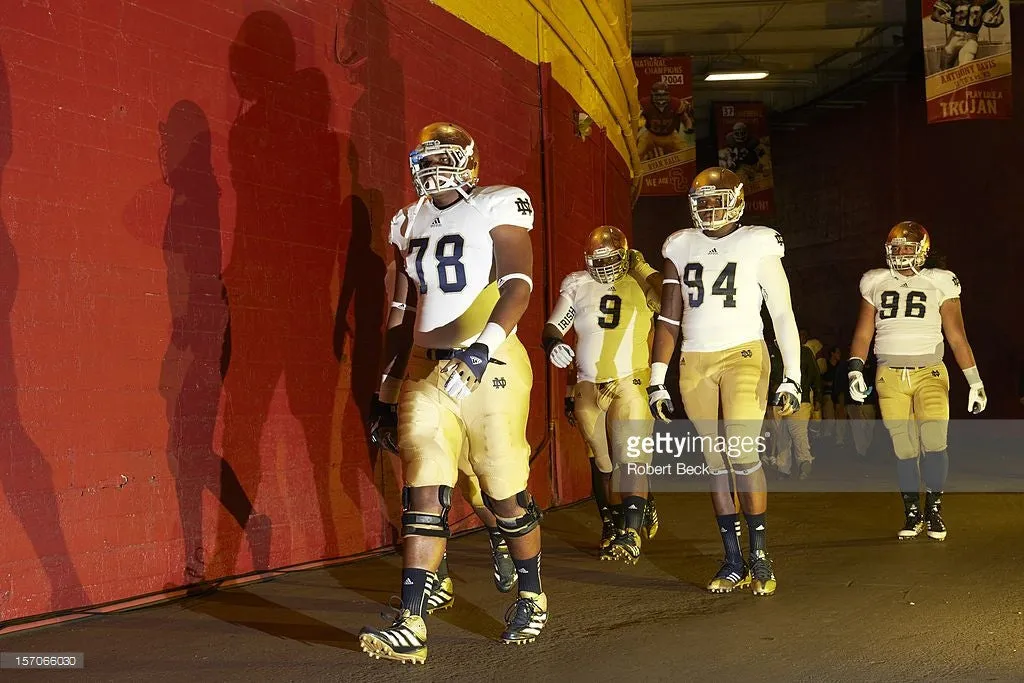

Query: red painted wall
[770,7,1024,418]
[0,1,627,624]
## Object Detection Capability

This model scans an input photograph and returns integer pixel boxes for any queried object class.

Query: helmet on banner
[584,226,629,284]
[732,122,749,144]
[885,221,931,275]
[651,81,670,108]
[689,167,745,233]
[409,122,480,198]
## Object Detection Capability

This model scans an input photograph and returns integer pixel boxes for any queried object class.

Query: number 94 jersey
[860,268,961,364]
[390,185,534,348]
[662,225,784,352]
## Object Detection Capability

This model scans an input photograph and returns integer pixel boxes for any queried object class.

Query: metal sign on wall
[922,0,1013,122]
[633,56,697,196]
[713,101,774,216]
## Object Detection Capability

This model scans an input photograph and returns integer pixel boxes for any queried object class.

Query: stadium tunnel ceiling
[631,0,914,135]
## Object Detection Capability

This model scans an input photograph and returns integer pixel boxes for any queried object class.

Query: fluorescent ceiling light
[704,71,769,82]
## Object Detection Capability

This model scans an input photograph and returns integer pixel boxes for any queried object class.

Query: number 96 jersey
[662,225,784,352]
[390,185,534,348]
[860,268,961,366]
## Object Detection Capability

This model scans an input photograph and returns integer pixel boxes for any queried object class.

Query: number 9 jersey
[662,224,784,351]
[390,185,534,349]
[860,267,961,366]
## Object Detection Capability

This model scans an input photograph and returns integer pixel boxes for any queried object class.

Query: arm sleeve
[758,255,801,385]
[546,274,581,334]
[547,294,576,334]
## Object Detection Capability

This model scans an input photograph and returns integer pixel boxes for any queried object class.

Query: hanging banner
[922,0,1012,123]
[713,101,774,216]
[633,56,696,196]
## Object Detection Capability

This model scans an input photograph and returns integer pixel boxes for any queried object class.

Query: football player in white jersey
[647,167,802,597]
[373,262,518,616]
[360,123,546,664]
[542,226,662,564]
[847,221,986,541]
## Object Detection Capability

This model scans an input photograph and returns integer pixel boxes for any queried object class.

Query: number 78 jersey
[860,267,961,360]
[389,185,534,348]
[662,225,784,352]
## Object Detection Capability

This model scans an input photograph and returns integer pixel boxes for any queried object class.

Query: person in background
[800,330,826,434]
[837,352,878,458]
[821,346,847,446]
[772,337,822,480]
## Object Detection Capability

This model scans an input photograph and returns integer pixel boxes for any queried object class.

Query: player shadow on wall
[211,10,350,577]
[152,100,255,589]
[0,47,89,619]
[333,0,410,549]
[335,146,396,548]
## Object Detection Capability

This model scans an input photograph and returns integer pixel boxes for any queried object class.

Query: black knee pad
[400,485,453,539]
[482,490,542,538]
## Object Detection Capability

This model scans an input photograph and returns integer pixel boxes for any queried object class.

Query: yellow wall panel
[431,0,640,179]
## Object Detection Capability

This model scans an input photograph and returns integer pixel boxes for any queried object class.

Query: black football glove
[369,393,398,453]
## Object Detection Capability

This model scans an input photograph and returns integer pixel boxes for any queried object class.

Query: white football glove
[647,384,673,422]
[968,383,987,414]
[848,370,869,403]
[548,342,575,368]
[773,378,801,417]
[963,366,986,415]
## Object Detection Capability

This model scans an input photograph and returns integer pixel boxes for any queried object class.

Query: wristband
[651,362,668,386]
[475,322,508,355]
[847,357,865,373]
[963,365,982,387]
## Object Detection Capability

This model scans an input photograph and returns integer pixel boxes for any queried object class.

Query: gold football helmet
[885,221,930,274]
[584,226,629,284]
[689,167,744,233]
[409,122,480,198]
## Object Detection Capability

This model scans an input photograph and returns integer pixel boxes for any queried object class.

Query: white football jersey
[662,225,784,352]
[390,185,534,348]
[860,267,961,366]
[556,269,656,383]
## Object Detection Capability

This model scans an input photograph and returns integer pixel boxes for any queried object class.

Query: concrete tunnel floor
[3,452,1024,682]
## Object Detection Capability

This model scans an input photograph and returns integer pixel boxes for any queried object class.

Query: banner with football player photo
[633,56,697,196]
[922,0,1012,123]
[713,102,774,216]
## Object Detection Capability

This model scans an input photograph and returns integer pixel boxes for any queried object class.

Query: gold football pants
[875,363,949,460]
[572,368,654,473]
[398,335,533,500]
[679,340,770,473]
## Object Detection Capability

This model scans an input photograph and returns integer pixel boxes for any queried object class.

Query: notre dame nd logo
[514,197,533,215]
[741,349,753,358]
[931,370,940,377]
[492,377,507,389]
